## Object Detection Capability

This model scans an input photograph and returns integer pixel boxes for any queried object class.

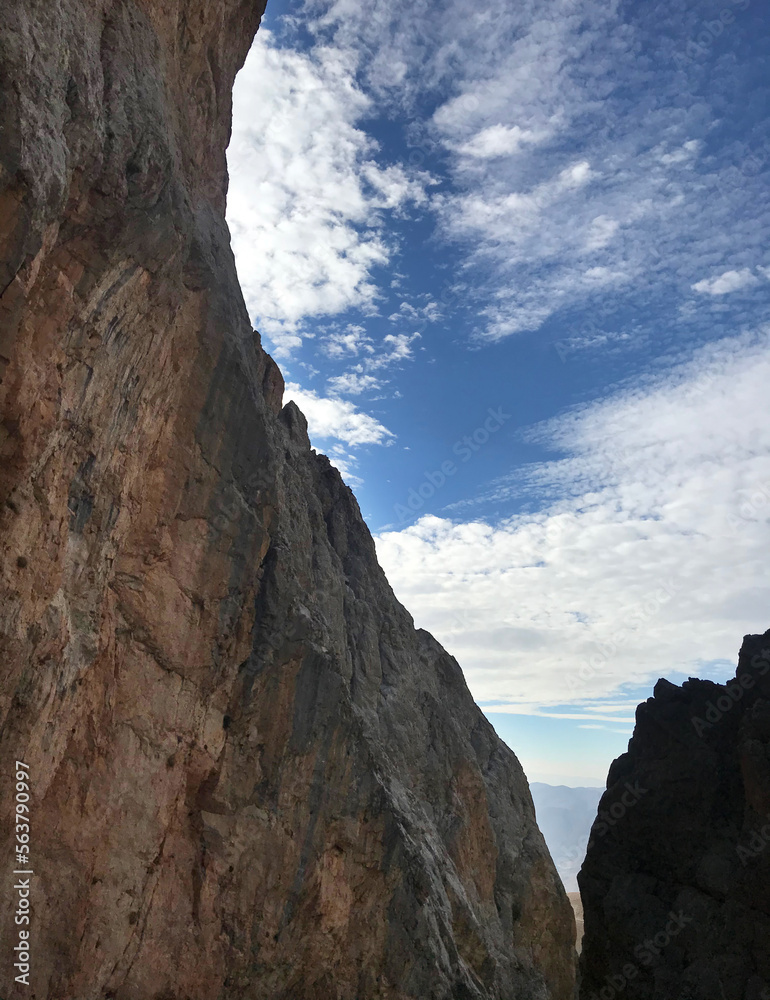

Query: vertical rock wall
[0,2,576,997]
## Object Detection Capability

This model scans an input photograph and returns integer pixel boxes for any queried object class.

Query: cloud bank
[375,330,770,708]
[228,29,430,357]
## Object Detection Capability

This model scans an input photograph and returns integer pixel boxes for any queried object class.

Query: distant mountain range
[529,783,604,892]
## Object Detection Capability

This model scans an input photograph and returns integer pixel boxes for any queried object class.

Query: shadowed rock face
[0,2,576,998]
[579,631,770,1000]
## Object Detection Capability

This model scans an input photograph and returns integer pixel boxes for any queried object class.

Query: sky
[227,0,770,785]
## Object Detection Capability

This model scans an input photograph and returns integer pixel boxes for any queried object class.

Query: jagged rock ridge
[579,631,770,1000]
[0,1,576,997]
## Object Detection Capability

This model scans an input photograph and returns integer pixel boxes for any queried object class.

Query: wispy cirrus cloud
[301,0,770,344]
[230,0,769,361]
[375,328,770,708]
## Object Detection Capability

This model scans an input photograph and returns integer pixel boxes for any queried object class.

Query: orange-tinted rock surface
[0,2,576,997]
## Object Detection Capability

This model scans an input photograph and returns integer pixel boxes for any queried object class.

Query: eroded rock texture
[0,2,576,997]
[579,631,770,1000]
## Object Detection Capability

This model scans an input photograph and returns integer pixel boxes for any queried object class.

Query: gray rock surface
[0,1,576,997]
[579,631,770,1000]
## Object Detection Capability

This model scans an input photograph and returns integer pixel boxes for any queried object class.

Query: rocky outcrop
[0,2,576,998]
[579,631,770,1000]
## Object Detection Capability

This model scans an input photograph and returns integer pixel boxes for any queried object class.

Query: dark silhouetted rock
[579,631,770,1000]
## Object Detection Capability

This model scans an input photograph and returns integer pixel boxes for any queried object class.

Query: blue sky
[228,0,770,784]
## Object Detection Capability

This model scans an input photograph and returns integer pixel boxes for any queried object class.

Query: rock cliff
[0,2,576,997]
[579,631,770,1000]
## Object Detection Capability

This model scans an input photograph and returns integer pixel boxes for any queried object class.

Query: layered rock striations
[0,2,576,997]
[579,631,770,1000]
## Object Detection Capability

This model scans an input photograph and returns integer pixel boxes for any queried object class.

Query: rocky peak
[579,631,770,1000]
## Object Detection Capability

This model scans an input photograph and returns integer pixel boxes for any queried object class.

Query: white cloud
[362,162,433,211]
[320,329,419,398]
[227,29,430,356]
[456,123,549,159]
[692,268,760,296]
[284,382,394,447]
[351,331,422,373]
[327,372,384,395]
[584,215,620,252]
[479,708,636,722]
[303,0,770,343]
[320,324,375,359]
[375,330,770,707]
[657,139,700,165]
[388,300,441,324]
[324,444,363,486]
[381,332,420,360]
[229,1,770,355]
